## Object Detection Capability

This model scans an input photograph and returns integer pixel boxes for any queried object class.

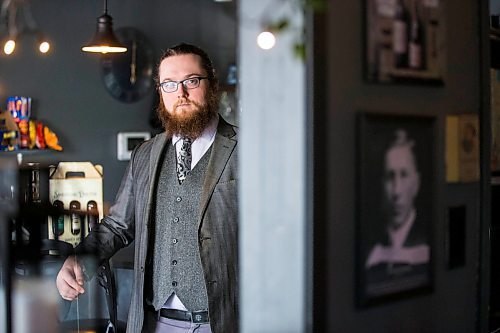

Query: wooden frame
[364,0,444,84]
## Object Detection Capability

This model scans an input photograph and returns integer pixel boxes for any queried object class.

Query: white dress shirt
[365,209,430,268]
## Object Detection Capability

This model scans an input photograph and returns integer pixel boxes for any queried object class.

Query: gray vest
[149,142,211,310]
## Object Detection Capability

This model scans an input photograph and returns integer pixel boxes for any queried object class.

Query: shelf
[1,149,59,154]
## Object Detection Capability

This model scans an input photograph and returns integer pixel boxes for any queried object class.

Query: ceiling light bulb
[81,45,127,54]
[39,41,50,53]
[257,31,276,50]
[4,39,16,55]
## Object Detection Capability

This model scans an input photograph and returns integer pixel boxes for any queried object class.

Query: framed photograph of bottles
[364,0,444,84]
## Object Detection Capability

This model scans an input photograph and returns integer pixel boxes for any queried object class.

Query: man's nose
[388,178,401,199]
[393,178,406,199]
[177,83,189,98]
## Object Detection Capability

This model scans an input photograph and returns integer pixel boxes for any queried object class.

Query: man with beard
[55,43,238,333]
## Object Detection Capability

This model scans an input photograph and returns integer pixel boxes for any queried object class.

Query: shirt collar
[172,114,219,146]
[388,209,416,249]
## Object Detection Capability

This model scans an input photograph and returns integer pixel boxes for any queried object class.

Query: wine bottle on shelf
[392,0,409,68]
[408,0,426,70]
[86,200,99,232]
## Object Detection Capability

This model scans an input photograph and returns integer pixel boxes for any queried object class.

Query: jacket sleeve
[74,146,139,279]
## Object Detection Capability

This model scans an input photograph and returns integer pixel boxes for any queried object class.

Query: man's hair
[386,129,419,170]
[155,43,218,94]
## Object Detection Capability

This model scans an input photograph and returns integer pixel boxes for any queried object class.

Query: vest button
[173,217,179,223]
[176,197,182,202]
[172,260,177,266]
[172,238,178,244]
[172,281,177,287]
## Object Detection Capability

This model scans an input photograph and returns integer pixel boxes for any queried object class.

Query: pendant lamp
[81,0,127,54]
[0,0,52,56]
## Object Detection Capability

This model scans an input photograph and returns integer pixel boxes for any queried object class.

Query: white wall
[238,0,307,332]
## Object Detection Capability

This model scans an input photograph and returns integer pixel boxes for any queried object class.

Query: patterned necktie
[176,137,192,183]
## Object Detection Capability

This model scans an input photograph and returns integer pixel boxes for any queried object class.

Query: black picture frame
[364,0,444,85]
[356,112,435,307]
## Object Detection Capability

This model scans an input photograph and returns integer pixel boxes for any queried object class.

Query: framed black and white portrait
[364,0,444,84]
[356,112,436,307]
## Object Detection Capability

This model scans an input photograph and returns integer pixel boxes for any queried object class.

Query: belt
[159,308,210,324]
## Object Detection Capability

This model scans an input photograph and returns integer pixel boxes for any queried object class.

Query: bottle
[408,0,425,70]
[86,200,99,232]
[377,29,393,82]
[52,200,65,239]
[24,162,43,242]
[69,200,81,236]
[392,0,409,68]
[27,162,41,204]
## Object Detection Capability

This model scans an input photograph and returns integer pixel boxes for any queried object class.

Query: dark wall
[314,0,484,332]
[0,0,236,204]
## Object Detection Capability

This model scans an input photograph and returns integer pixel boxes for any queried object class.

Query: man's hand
[56,255,85,301]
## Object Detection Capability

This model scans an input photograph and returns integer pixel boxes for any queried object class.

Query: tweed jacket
[76,117,238,333]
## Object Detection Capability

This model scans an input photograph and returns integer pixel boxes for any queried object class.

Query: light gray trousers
[154,317,212,333]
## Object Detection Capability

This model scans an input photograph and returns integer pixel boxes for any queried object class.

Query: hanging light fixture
[0,0,51,56]
[81,0,127,54]
[257,31,276,50]
[38,39,50,53]
[3,37,15,55]
[1,0,16,55]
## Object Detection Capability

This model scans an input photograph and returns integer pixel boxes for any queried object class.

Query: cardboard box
[47,162,103,247]
[0,110,19,151]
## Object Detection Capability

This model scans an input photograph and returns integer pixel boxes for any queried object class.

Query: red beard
[156,91,219,140]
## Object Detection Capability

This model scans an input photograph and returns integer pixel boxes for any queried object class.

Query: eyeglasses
[159,76,208,93]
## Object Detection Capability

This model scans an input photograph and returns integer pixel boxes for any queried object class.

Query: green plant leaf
[268,18,290,33]
[304,0,327,12]
[293,42,306,60]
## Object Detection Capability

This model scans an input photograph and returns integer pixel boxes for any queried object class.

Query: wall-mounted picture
[364,0,444,84]
[356,113,435,307]
[445,114,480,183]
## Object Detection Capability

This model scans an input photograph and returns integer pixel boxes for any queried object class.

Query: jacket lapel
[199,118,237,222]
[149,133,168,180]
[146,133,168,215]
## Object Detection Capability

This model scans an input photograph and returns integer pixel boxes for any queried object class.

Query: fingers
[57,278,80,301]
[73,263,85,288]
[56,256,85,301]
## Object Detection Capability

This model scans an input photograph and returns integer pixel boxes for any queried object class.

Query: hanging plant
[262,0,327,60]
